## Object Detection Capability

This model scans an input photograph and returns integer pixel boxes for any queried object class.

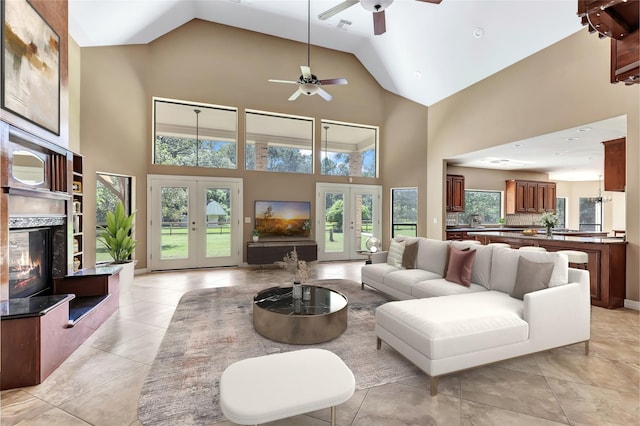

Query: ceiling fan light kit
[268,0,348,101]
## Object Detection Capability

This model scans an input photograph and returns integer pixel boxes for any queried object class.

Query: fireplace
[9,228,51,299]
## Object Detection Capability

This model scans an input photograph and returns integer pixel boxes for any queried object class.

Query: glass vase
[546,226,553,237]
[292,280,302,300]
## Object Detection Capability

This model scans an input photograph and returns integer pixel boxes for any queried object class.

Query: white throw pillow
[387,239,406,268]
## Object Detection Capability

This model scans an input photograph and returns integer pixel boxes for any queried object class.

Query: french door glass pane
[160,187,189,259]
[325,192,344,253]
[357,193,373,250]
[205,188,231,257]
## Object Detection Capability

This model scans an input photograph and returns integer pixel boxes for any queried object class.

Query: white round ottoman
[220,348,355,425]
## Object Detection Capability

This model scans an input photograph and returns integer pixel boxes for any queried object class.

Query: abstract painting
[2,0,60,135]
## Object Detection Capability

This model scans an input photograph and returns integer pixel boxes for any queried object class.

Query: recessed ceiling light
[414,71,422,78]
[577,127,592,132]
[473,28,484,38]
[565,137,580,141]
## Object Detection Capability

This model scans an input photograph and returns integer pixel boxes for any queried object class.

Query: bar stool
[518,246,546,252]
[557,250,588,269]
[487,242,510,249]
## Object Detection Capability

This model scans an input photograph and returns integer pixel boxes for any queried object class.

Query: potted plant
[252,228,259,242]
[98,201,136,285]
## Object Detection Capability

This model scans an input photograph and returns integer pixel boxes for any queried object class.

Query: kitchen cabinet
[446,175,465,212]
[537,182,556,213]
[506,180,556,214]
[602,138,625,192]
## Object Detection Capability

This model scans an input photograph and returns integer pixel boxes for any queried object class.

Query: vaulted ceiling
[68,0,626,180]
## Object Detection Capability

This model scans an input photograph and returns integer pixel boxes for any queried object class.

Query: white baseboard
[624,299,640,311]
[134,268,147,276]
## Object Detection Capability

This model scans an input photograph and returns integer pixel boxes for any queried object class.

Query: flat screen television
[254,200,311,238]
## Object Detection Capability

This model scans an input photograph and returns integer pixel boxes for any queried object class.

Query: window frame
[152,97,238,169]
[245,109,315,175]
[391,187,418,238]
[461,189,504,226]
[95,172,135,264]
[320,119,379,178]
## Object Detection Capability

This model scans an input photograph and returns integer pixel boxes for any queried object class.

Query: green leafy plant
[99,201,136,264]
[252,228,259,237]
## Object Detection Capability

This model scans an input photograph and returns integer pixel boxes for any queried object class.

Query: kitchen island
[469,231,627,309]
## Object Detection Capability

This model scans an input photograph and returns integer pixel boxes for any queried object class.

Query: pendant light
[194,109,200,165]
[323,125,329,174]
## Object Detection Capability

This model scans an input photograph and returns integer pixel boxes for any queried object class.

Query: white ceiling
[68,0,625,180]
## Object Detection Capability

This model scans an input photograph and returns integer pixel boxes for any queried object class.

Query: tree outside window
[461,190,502,225]
[392,188,417,237]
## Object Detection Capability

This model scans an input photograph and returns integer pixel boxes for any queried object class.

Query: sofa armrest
[370,251,388,264]
[523,278,590,347]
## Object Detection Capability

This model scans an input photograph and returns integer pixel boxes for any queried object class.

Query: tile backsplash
[446,212,543,227]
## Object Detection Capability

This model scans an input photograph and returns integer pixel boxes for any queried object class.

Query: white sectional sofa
[362,238,591,395]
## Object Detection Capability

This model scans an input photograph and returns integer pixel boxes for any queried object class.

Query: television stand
[247,240,317,265]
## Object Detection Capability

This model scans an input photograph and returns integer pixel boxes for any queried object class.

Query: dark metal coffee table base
[253,285,348,344]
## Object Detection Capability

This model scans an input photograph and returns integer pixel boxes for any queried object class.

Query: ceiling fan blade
[373,10,386,35]
[318,78,348,85]
[416,0,443,3]
[300,66,312,80]
[288,89,302,101]
[316,88,333,101]
[268,79,298,84]
[318,0,359,21]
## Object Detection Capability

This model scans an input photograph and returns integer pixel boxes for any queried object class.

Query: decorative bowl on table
[522,229,538,236]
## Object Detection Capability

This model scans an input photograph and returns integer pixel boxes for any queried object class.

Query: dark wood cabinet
[602,138,625,192]
[506,180,556,214]
[446,175,465,212]
[537,182,557,213]
[247,241,317,265]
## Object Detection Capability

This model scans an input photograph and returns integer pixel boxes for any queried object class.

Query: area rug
[137,278,423,425]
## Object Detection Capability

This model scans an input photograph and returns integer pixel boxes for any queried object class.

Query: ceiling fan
[318,0,442,36]
[268,0,348,101]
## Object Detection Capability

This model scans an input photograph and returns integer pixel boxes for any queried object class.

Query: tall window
[96,173,133,263]
[461,190,502,225]
[245,110,313,174]
[320,120,378,178]
[153,98,238,169]
[556,197,567,228]
[579,198,602,231]
[391,188,417,237]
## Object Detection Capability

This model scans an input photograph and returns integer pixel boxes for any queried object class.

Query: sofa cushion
[510,257,554,300]
[384,268,443,291]
[376,292,528,360]
[361,263,399,283]
[445,246,476,286]
[387,239,405,268]
[402,241,419,269]
[415,239,450,274]
[450,242,494,289]
[489,248,568,294]
[412,278,488,298]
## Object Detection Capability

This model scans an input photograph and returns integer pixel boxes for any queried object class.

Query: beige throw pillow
[387,239,405,268]
[510,257,554,300]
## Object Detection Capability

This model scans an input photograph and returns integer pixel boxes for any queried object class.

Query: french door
[316,183,381,261]
[147,175,242,270]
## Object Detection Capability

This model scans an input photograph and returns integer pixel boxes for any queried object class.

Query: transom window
[153,98,238,168]
[245,110,313,174]
[320,120,377,177]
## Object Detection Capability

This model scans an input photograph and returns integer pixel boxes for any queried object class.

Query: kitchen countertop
[467,231,626,244]
[447,227,530,232]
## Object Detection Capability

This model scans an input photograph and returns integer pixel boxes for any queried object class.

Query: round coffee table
[253,285,348,344]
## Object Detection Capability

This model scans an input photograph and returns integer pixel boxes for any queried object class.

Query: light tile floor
[1,261,639,425]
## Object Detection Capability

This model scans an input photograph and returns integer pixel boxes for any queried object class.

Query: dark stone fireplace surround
[8,195,69,287]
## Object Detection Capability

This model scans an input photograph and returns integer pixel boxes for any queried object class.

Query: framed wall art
[2,0,60,135]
